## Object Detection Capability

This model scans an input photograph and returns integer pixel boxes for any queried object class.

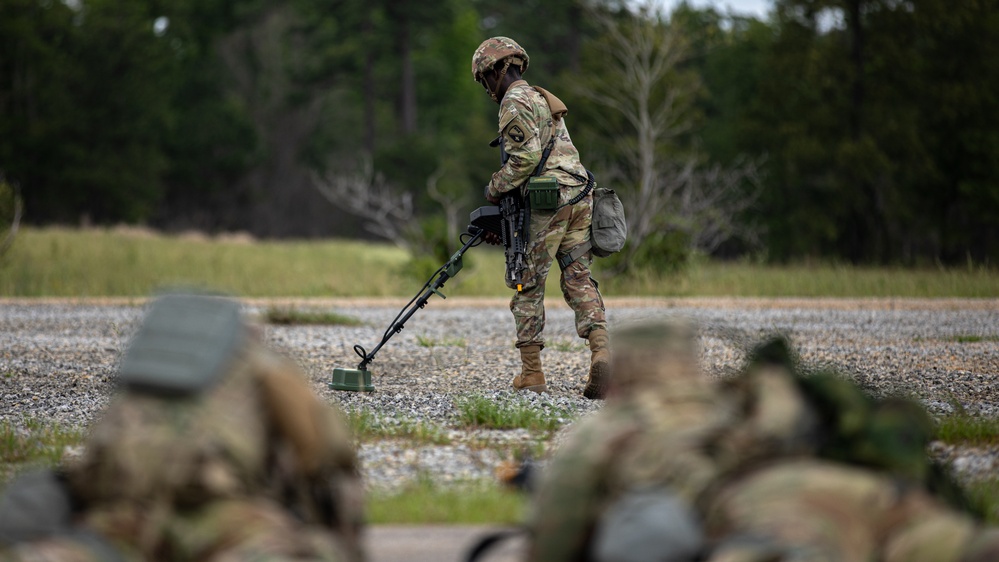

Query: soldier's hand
[484,185,500,205]
[482,231,502,245]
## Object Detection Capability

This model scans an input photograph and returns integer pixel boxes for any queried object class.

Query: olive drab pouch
[527,176,559,211]
[590,185,627,257]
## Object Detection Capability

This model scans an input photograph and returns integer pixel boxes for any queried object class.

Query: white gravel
[2,297,998,489]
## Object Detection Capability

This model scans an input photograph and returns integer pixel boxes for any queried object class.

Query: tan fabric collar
[534,86,568,121]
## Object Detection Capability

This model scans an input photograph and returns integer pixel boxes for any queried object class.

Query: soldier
[471,36,609,399]
[528,319,999,562]
[0,294,364,561]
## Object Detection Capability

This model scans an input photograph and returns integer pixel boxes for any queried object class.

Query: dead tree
[311,158,415,251]
[577,1,762,266]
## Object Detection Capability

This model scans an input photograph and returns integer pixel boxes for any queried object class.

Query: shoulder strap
[531,135,557,178]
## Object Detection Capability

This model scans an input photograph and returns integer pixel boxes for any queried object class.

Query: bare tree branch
[577,1,763,267]
[425,165,471,251]
[311,158,415,251]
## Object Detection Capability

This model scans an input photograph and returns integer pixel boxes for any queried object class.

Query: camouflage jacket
[487,80,588,201]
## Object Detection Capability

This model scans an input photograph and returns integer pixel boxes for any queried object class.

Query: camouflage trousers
[510,194,606,348]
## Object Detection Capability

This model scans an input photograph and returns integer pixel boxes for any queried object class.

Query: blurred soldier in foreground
[528,319,999,562]
[0,294,364,561]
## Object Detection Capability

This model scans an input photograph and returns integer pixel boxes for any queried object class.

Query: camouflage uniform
[487,79,607,348]
[528,320,999,562]
[0,295,364,562]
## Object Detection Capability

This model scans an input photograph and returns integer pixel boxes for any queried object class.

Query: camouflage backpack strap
[119,293,244,396]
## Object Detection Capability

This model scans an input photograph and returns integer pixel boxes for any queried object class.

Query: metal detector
[330,207,502,392]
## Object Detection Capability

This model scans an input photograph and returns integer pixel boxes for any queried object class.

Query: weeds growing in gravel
[416,335,467,348]
[366,474,526,524]
[262,307,362,326]
[945,335,999,344]
[0,420,85,484]
[935,412,999,446]
[547,339,588,353]
[454,394,572,432]
[345,410,450,445]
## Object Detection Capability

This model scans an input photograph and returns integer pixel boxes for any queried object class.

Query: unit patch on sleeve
[508,125,525,144]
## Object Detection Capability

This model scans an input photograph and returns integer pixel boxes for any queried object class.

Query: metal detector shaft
[355,227,484,372]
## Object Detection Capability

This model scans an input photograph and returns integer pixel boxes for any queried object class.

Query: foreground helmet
[471,36,530,83]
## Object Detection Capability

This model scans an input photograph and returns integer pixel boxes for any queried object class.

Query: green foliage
[367,476,526,524]
[454,394,573,432]
[714,0,999,264]
[626,230,693,274]
[262,307,362,326]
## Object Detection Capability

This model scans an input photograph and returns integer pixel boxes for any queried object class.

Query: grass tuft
[416,335,467,348]
[547,339,587,353]
[935,413,999,447]
[345,410,450,445]
[454,394,572,432]
[263,307,362,326]
[366,475,526,524]
[0,420,85,484]
[946,335,999,344]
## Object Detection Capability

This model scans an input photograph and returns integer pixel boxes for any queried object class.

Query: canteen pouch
[527,176,559,211]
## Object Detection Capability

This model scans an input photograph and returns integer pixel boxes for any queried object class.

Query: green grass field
[1,227,996,298]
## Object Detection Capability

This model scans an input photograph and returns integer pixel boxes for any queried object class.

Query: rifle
[499,192,529,292]
[487,134,531,293]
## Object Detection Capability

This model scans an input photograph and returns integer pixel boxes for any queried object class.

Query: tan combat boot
[512,345,547,393]
[584,328,610,399]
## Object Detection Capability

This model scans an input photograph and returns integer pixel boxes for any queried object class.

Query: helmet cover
[471,36,529,82]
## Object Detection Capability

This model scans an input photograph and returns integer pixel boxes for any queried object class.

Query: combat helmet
[471,36,529,84]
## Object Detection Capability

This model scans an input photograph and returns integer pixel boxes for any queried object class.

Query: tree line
[1,0,996,267]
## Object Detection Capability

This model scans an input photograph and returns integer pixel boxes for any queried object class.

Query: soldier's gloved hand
[482,231,502,245]
[484,185,500,205]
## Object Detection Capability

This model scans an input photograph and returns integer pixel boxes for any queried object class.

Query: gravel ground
[2,297,998,489]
